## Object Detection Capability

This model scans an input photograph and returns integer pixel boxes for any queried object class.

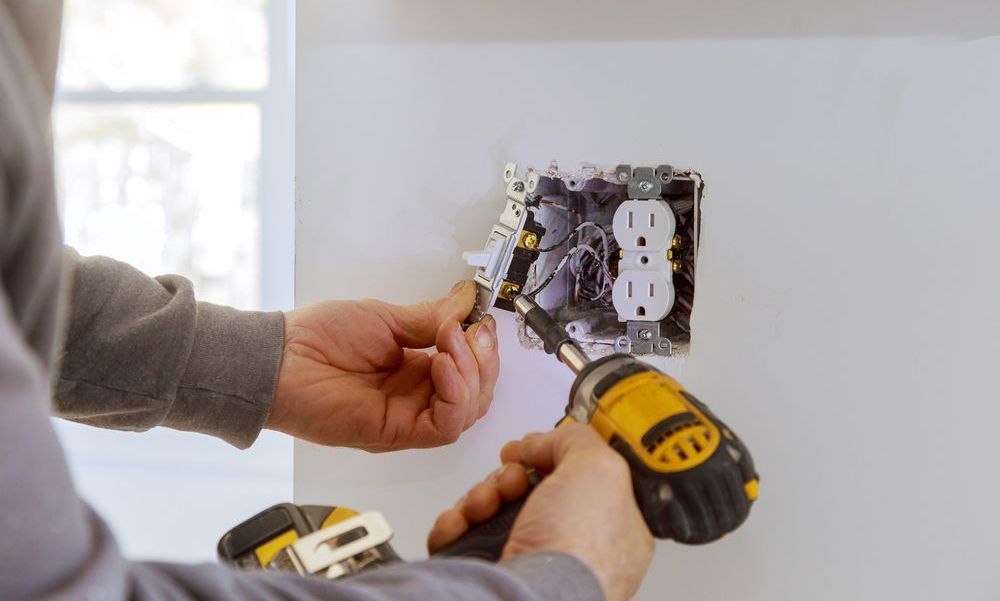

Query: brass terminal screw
[671,234,682,249]
[519,231,539,251]
[671,260,683,273]
[498,281,521,301]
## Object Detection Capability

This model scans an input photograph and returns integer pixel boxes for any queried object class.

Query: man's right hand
[427,423,655,601]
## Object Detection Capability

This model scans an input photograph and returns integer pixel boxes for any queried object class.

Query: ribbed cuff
[165,302,285,449]
[501,552,606,601]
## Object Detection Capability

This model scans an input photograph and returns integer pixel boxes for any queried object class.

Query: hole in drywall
[515,164,702,357]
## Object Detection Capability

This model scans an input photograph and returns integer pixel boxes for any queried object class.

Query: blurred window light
[55,103,262,308]
[59,0,268,91]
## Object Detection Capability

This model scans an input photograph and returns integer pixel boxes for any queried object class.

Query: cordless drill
[436,294,758,559]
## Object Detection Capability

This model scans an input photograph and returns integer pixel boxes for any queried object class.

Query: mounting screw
[617,171,629,183]
[638,329,652,340]
[638,181,653,193]
[512,181,525,192]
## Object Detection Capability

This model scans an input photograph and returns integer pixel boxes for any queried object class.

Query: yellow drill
[436,294,758,559]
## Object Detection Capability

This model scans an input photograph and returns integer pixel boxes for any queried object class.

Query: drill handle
[432,495,527,561]
[432,472,540,561]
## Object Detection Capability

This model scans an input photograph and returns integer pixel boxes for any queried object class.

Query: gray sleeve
[54,247,285,448]
[1,261,604,601]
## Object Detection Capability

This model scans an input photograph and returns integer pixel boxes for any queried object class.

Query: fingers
[376,280,477,348]
[463,315,500,422]
[415,352,467,444]
[433,311,499,431]
[435,319,480,429]
[427,463,531,553]
[427,508,468,553]
[402,291,499,446]
[519,423,608,474]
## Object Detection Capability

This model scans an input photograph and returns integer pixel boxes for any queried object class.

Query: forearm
[130,552,603,601]
[3,287,601,601]
[55,248,284,448]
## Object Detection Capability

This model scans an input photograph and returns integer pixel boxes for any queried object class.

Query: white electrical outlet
[613,200,676,252]
[612,199,676,322]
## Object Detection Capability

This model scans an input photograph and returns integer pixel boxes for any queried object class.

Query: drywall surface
[295,3,1000,599]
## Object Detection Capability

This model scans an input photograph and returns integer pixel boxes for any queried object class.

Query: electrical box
[465,162,703,357]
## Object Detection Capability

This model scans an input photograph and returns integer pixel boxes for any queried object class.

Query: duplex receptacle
[612,200,676,322]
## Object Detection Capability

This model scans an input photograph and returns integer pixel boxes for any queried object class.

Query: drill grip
[433,471,540,561]
[432,495,527,561]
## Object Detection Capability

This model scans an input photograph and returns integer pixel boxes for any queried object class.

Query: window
[53,0,294,561]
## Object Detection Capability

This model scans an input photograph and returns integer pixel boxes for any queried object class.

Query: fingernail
[474,319,495,350]
[449,280,467,296]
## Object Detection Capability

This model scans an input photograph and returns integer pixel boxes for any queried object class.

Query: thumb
[519,423,608,474]
[377,280,477,348]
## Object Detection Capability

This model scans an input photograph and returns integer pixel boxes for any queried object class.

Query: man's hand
[266,280,499,451]
[427,423,654,601]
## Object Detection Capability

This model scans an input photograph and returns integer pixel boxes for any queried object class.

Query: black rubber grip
[432,495,528,561]
[433,472,541,561]
[523,306,573,355]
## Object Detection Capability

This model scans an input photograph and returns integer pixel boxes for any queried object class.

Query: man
[0,1,653,600]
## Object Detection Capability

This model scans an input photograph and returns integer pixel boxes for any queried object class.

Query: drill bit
[513,295,591,374]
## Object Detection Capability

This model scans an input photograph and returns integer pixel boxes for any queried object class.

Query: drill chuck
[513,295,589,374]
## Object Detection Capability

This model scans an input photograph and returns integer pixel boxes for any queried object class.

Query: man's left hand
[266,280,499,451]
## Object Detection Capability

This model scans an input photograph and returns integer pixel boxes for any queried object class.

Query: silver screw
[617,171,629,183]
[638,181,653,193]
[512,181,525,192]
[638,329,652,340]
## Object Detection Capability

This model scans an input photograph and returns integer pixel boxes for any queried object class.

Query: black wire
[524,250,575,297]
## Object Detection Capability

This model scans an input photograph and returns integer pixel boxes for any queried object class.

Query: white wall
[295,2,1000,598]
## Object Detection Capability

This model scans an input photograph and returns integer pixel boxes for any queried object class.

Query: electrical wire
[538,221,610,252]
[524,248,576,297]
[571,244,614,300]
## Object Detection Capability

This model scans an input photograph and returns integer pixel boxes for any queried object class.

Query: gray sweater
[0,1,603,599]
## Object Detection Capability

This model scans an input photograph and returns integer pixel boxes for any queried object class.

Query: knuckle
[588,447,630,478]
[441,425,462,444]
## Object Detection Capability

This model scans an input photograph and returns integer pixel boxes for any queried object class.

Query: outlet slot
[637,306,646,316]
[637,235,647,247]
